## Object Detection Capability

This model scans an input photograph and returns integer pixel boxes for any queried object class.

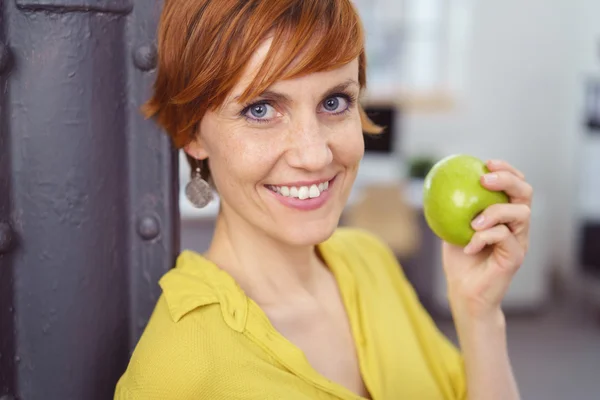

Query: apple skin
[422,154,509,246]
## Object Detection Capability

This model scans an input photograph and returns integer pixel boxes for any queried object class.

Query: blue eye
[324,97,340,111]
[243,102,278,123]
[250,104,268,118]
[320,95,350,114]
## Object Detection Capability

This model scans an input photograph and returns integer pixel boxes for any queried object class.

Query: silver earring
[185,160,213,209]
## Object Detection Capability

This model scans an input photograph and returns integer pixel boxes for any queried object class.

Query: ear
[183,136,209,161]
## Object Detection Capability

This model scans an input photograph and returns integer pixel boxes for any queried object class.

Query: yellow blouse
[115,228,466,399]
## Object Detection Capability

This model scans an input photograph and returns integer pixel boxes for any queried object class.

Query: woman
[116,0,531,399]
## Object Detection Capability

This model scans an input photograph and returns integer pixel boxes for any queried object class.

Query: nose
[285,115,333,172]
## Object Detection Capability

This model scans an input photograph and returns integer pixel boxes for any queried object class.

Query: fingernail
[472,215,485,228]
[484,173,498,183]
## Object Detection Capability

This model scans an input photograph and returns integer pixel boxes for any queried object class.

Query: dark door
[0,1,178,399]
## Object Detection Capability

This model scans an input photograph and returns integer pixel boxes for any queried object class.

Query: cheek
[206,128,278,190]
[330,116,364,165]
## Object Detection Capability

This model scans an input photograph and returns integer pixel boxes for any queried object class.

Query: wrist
[447,293,506,328]
[450,305,507,350]
[454,308,506,335]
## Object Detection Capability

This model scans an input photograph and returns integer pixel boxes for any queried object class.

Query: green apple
[422,154,509,246]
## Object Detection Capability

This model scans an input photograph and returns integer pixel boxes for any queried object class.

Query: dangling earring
[185,159,214,209]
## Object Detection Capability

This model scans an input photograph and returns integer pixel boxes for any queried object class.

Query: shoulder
[327,229,466,397]
[115,258,248,399]
[326,227,397,258]
[115,295,226,399]
[325,227,401,272]
[322,227,411,294]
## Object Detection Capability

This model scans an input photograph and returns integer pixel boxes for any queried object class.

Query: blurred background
[0,0,599,399]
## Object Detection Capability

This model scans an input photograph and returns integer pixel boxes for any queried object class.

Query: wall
[561,0,600,305]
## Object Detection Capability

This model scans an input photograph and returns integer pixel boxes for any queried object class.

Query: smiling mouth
[265,177,335,200]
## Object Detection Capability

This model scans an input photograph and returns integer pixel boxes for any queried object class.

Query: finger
[464,224,513,255]
[481,170,533,204]
[471,203,531,232]
[479,233,525,301]
[486,159,525,179]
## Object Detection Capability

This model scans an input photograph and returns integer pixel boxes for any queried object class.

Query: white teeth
[298,186,309,200]
[270,180,331,200]
[309,184,320,198]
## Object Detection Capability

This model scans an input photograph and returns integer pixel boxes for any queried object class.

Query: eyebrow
[233,78,359,105]
[322,79,360,98]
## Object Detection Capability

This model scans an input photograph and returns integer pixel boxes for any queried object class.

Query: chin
[274,216,340,247]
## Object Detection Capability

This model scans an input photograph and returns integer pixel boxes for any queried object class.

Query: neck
[204,206,326,305]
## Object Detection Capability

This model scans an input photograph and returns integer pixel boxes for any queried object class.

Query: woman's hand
[441,159,533,320]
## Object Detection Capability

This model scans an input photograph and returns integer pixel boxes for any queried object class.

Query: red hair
[145,0,382,150]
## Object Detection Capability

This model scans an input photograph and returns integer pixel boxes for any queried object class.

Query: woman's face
[188,40,364,246]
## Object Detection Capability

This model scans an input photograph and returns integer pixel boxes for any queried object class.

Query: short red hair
[145,0,382,150]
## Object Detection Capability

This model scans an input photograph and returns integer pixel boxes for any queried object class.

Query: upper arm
[114,349,206,400]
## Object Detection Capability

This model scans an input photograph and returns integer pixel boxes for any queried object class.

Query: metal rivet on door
[137,216,161,241]
[132,44,157,71]
[0,222,14,254]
